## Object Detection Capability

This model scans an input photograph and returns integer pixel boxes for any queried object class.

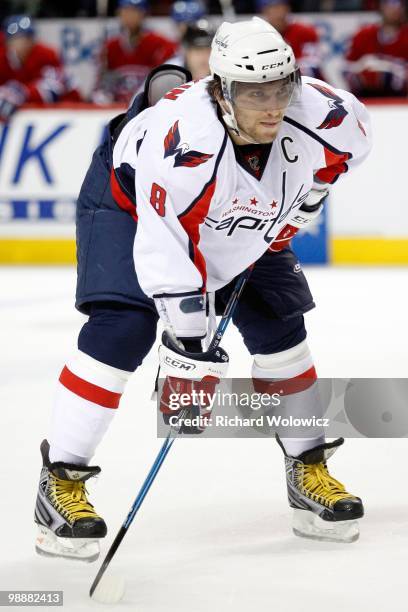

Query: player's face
[185,47,211,80]
[7,35,33,61]
[381,0,405,25]
[233,104,285,143]
[118,7,145,33]
[261,3,289,34]
[231,79,294,143]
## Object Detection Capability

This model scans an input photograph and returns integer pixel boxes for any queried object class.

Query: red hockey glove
[269,186,328,253]
[158,331,229,434]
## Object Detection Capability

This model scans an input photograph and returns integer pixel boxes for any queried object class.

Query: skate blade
[292,509,360,543]
[35,525,100,562]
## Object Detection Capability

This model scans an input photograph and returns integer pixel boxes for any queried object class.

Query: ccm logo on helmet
[262,62,284,70]
[165,356,196,371]
[215,36,229,48]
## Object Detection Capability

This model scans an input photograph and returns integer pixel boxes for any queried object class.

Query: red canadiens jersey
[347,24,408,62]
[96,31,178,104]
[281,22,321,78]
[0,42,80,103]
[283,22,319,60]
[111,77,372,299]
[345,24,408,94]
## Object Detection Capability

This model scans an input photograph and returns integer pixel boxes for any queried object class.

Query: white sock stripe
[254,339,310,367]
[252,354,314,380]
[66,351,132,394]
[77,350,133,380]
[252,341,314,380]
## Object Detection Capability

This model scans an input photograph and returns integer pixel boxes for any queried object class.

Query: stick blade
[90,575,126,604]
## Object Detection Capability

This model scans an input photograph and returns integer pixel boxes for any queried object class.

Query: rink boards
[0,101,407,265]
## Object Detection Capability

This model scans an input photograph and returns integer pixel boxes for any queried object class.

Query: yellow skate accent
[49,475,101,525]
[299,463,356,508]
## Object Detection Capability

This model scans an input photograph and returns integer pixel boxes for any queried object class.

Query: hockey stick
[218,0,236,20]
[89,265,252,600]
[207,264,252,352]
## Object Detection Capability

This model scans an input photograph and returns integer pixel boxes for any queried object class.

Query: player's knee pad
[252,340,317,395]
[78,301,158,372]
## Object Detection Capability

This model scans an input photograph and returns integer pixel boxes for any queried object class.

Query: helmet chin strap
[221,99,261,145]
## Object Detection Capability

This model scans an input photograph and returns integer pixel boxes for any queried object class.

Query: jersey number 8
[150,183,166,217]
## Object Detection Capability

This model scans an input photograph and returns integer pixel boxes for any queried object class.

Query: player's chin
[256,121,282,143]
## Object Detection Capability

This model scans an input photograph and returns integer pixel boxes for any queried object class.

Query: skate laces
[301,463,355,507]
[50,475,99,523]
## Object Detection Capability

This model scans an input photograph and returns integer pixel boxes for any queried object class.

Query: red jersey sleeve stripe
[59,366,122,409]
[315,147,351,185]
[177,132,228,289]
[110,168,138,221]
[179,178,216,290]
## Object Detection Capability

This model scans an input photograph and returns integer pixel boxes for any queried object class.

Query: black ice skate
[276,435,364,543]
[34,440,107,562]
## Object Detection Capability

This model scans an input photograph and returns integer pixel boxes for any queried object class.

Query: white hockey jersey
[112,76,372,299]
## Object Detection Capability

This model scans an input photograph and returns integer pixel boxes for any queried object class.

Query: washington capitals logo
[164,120,214,168]
[309,84,348,130]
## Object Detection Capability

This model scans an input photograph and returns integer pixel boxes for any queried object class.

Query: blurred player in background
[171,0,207,37]
[181,20,214,79]
[344,0,408,97]
[257,0,323,79]
[92,0,178,105]
[0,14,80,123]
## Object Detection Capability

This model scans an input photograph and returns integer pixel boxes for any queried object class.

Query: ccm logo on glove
[164,356,196,371]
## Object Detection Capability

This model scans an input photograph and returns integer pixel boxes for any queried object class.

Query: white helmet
[209,17,301,140]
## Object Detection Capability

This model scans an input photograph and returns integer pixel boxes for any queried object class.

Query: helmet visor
[231,76,298,111]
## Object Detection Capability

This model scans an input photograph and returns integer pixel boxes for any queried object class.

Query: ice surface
[0,266,407,612]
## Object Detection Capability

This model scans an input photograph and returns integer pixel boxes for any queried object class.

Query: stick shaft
[208,265,252,351]
[90,434,175,596]
[90,266,252,597]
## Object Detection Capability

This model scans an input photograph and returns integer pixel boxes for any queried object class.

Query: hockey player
[181,21,215,79]
[35,18,372,561]
[257,0,323,80]
[171,1,207,37]
[92,0,178,105]
[0,15,80,123]
[344,0,408,97]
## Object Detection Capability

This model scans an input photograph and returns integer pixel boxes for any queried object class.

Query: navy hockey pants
[75,137,315,372]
